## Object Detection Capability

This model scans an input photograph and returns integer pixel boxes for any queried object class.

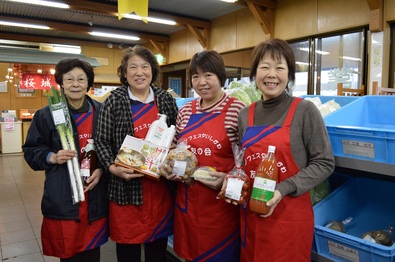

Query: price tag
[225,177,244,201]
[53,109,66,125]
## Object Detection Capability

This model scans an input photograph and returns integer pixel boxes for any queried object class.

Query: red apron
[42,106,108,258]
[174,98,240,262]
[109,102,174,243]
[240,98,313,262]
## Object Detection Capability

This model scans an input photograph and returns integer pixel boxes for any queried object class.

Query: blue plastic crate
[300,95,361,118]
[324,96,395,164]
[175,97,196,108]
[312,172,353,253]
[314,177,395,262]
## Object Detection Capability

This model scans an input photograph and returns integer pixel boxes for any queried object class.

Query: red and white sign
[20,73,57,90]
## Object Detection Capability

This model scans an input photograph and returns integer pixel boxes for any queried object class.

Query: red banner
[20,73,57,90]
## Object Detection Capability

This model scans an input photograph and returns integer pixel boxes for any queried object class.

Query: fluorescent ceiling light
[341,56,361,62]
[299,47,329,55]
[40,43,81,54]
[0,21,50,30]
[8,0,69,9]
[90,31,140,41]
[221,0,237,2]
[123,14,176,26]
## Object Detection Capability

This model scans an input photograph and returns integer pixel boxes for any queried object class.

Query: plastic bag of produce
[362,230,393,246]
[158,138,198,183]
[310,179,330,205]
[217,144,250,207]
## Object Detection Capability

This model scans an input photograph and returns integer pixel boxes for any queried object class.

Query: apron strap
[248,102,256,126]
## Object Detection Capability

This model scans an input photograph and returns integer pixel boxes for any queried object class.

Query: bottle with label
[80,139,97,185]
[145,114,168,146]
[161,125,175,148]
[249,145,278,215]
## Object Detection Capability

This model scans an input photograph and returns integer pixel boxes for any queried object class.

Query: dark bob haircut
[250,38,296,86]
[117,45,160,86]
[188,50,227,87]
[54,58,95,92]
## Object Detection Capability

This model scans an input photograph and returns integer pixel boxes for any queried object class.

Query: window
[290,30,366,96]
[290,40,310,97]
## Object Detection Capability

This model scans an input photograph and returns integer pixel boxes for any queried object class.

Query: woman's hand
[109,164,143,181]
[84,168,102,192]
[166,173,194,186]
[195,171,226,190]
[259,190,282,217]
[50,149,76,165]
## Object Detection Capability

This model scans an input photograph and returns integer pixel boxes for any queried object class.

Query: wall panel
[211,12,238,53]
[236,8,266,48]
[169,30,189,63]
[317,0,368,33]
[186,29,204,60]
[275,0,318,39]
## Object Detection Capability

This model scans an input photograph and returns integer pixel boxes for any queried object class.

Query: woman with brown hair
[95,45,178,262]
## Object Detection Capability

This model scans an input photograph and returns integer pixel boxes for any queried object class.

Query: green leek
[46,86,85,203]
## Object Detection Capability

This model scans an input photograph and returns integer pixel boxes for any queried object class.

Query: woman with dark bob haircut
[164,50,245,262]
[238,38,335,261]
[23,58,109,261]
[54,58,95,92]
[96,45,178,262]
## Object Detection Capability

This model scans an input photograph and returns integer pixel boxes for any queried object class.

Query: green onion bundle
[47,85,85,204]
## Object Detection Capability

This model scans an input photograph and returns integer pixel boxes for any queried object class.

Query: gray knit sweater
[238,91,335,198]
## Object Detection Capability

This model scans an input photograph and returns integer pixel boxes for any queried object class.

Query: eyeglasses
[63,77,88,84]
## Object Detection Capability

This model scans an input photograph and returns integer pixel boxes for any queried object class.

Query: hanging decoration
[118,0,148,23]
[5,66,14,83]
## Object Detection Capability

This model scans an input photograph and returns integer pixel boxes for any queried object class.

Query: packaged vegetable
[192,166,217,181]
[325,216,353,233]
[158,139,198,183]
[362,230,393,246]
[217,144,250,207]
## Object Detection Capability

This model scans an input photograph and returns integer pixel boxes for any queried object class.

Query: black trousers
[60,247,100,262]
[116,237,168,262]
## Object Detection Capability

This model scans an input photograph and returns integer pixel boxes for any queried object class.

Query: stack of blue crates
[311,95,395,261]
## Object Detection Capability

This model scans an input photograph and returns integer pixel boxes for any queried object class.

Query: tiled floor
[0,153,116,262]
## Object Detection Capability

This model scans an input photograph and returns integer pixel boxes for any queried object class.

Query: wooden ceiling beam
[367,0,383,32]
[366,0,380,10]
[238,0,277,9]
[245,1,275,37]
[149,40,169,64]
[186,25,210,49]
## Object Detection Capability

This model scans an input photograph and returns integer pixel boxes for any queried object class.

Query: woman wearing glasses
[23,58,108,262]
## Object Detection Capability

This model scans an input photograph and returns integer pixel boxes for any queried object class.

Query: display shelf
[335,156,395,177]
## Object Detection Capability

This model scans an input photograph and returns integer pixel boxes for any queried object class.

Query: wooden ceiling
[0,0,277,53]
